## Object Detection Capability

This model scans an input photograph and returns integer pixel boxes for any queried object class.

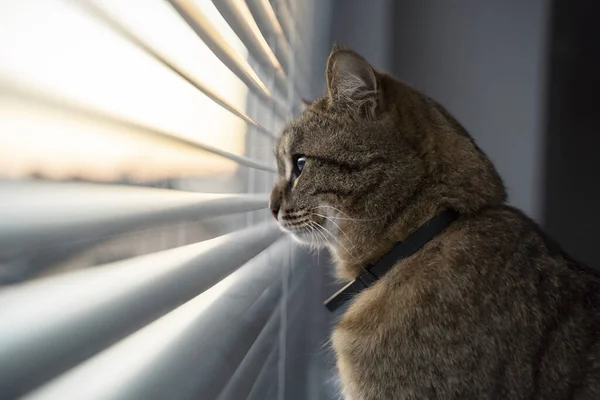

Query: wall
[542,0,600,268]
[330,0,393,71]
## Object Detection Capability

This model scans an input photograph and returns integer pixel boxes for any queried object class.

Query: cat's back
[333,206,600,400]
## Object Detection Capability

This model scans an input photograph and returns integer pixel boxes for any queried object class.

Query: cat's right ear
[326,48,383,119]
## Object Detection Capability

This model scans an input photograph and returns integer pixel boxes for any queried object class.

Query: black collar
[324,209,460,312]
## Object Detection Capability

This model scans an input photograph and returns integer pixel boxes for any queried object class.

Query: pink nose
[269,202,280,220]
[269,184,282,221]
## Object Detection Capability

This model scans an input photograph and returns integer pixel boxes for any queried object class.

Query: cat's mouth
[277,210,330,247]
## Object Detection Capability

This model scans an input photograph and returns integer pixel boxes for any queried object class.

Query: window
[0,1,335,399]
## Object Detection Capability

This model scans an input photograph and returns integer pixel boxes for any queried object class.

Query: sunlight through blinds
[0,0,334,399]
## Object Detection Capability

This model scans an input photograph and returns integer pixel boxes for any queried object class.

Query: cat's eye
[295,155,307,175]
[290,155,307,182]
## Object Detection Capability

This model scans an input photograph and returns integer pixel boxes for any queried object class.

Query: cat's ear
[326,48,382,118]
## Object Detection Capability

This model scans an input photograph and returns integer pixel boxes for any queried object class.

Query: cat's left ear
[326,48,383,119]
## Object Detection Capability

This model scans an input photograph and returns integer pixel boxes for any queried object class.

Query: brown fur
[269,47,600,399]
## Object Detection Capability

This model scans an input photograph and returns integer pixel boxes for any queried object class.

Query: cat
[269,46,600,400]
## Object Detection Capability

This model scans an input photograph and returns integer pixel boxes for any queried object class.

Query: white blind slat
[22,238,290,400]
[168,0,290,119]
[0,225,281,399]
[0,0,333,398]
[0,181,269,253]
[212,0,289,93]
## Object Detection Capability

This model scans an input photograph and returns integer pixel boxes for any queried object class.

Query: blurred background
[0,0,597,399]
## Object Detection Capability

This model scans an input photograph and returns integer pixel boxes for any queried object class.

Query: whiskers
[281,215,327,252]
[308,219,359,263]
[311,212,353,245]
[280,207,364,262]
[307,221,329,248]
[310,205,385,222]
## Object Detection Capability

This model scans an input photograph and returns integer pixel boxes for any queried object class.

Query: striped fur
[269,47,600,400]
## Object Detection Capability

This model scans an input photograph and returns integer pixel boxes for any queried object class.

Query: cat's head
[269,47,506,278]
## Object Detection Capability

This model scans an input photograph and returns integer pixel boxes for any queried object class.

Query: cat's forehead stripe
[280,130,291,157]
[285,123,305,157]
[277,131,292,179]
[280,123,301,154]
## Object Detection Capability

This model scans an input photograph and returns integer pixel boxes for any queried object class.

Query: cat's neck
[331,200,444,280]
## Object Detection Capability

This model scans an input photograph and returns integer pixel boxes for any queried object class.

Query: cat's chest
[331,280,433,365]
[330,288,431,399]
[330,269,478,399]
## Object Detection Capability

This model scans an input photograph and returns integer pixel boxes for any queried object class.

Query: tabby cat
[269,47,600,399]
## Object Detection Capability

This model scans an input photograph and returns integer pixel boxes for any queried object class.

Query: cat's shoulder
[450,205,600,286]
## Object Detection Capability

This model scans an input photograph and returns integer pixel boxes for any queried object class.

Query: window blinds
[0,1,334,399]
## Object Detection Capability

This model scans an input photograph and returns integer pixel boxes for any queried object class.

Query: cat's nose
[269,185,282,220]
[269,203,280,220]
